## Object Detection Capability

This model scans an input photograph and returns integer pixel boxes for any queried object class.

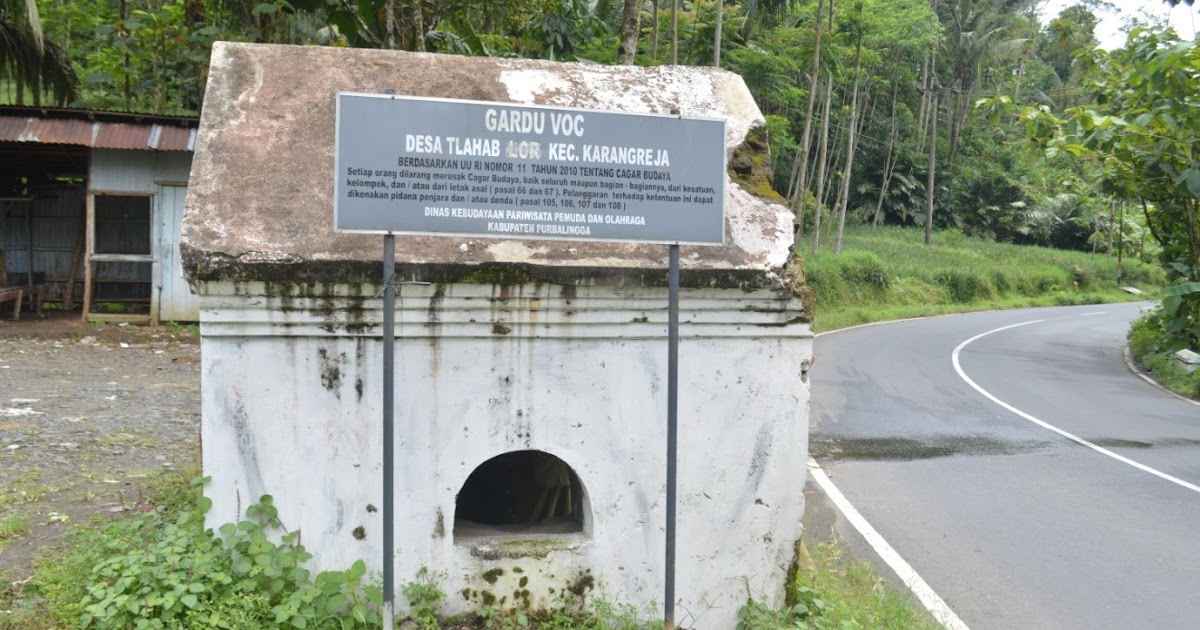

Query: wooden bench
[0,286,24,320]
[0,252,43,320]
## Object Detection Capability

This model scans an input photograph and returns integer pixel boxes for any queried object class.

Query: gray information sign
[334,93,726,245]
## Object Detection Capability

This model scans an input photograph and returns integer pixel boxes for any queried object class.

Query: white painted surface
[806,460,970,630]
[952,319,1200,494]
[155,184,198,321]
[199,281,811,628]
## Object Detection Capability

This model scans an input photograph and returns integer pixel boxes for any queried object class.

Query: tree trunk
[834,76,861,254]
[1108,199,1117,254]
[121,0,131,108]
[916,52,929,146]
[919,50,936,152]
[786,0,826,233]
[619,0,641,64]
[385,0,397,49]
[925,91,939,246]
[671,0,679,65]
[713,0,724,66]
[874,84,899,227]
[651,0,660,60]
[1117,202,1125,281]
[411,0,425,51]
[812,72,834,255]
[742,0,758,42]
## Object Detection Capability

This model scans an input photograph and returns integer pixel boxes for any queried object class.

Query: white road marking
[807,459,971,630]
[952,320,1200,495]
[1079,311,1108,317]
[813,315,932,338]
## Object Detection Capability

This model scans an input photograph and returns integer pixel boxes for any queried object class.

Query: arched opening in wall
[454,450,588,541]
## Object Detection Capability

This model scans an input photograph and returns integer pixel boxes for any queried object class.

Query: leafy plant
[74,479,381,629]
[402,568,445,630]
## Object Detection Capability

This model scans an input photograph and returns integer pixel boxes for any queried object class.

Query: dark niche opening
[454,450,587,540]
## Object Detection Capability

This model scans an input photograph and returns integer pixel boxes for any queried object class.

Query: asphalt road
[811,302,1200,630]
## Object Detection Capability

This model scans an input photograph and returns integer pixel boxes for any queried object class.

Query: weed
[0,513,30,550]
[1129,310,1200,400]
[403,568,445,630]
[17,476,382,630]
[739,541,940,630]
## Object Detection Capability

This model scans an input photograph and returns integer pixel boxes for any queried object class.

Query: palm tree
[1,0,77,105]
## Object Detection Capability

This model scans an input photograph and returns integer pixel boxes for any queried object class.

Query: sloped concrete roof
[183,42,797,289]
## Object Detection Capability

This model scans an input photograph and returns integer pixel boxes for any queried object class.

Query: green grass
[0,513,30,553]
[806,226,1164,331]
[1,468,935,630]
[739,541,941,629]
[1128,311,1200,400]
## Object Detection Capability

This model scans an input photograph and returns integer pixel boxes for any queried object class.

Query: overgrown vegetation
[737,542,939,630]
[1,471,937,630]
[1,473,383,630]
[1009,26,1200,378]
[1129,310,1200,400]
[808,225,1163,331]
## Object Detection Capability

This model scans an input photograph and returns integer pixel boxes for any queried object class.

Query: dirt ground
[0,314,200,579]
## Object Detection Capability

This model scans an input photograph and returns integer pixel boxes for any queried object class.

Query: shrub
[935,270,993,303]
[1128,310,1200,400]
[37,478,381,630]
[836,251,890,290]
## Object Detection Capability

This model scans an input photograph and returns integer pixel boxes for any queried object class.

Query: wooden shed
[0,105,199,323]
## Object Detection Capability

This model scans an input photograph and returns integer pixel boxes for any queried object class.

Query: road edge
[806,459,970,630]
[1121,344,1200,408]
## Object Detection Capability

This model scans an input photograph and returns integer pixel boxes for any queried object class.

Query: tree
[619,0,640,63]
[0,0,77,104]
[713,0,723,65]
[671,0,678,64]
[785,0,825,237]
[925,89,939,245]
[1038,4,1099,86]
[1023,28,1200,342]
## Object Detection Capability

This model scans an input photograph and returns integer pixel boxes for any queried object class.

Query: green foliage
[1129,310,1200,400]
[402,568,445,630]
[809,225,1164,330]
[1,0,77,104]
[27,477,381,630]
[0,512,30,550]
[738,541,940,629]
[1020,27,1200,346]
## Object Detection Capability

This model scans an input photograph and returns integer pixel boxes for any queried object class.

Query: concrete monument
[184,42,812,628]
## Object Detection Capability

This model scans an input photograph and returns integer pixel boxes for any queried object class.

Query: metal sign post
[664,243,680,629]
[381,233,396,628]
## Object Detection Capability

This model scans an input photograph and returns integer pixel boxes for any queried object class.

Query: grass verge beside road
[1128,311,1200,401]
[807,226,1163,332]
[0,469,938,629]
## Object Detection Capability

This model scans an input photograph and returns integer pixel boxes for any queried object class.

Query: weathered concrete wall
[182,43,796,286]
[199,281,810,628]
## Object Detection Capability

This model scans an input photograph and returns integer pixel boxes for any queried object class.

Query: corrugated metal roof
[0,113,195,152]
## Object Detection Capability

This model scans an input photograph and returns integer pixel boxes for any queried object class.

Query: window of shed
[454,450,587,541]
[94,195,151,255]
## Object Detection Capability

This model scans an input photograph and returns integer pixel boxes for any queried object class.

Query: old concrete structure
[184,42,811,628]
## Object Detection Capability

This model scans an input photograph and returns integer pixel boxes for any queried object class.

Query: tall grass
[805,226,1164,331]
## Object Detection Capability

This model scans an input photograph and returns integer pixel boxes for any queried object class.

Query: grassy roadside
[1128,311,1200,401]
[806,226,1163,332]
[1,470,938,629]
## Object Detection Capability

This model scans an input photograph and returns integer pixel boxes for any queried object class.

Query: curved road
[811,302,1200,629]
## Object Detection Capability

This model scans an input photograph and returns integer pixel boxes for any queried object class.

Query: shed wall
[87,149,198,320]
